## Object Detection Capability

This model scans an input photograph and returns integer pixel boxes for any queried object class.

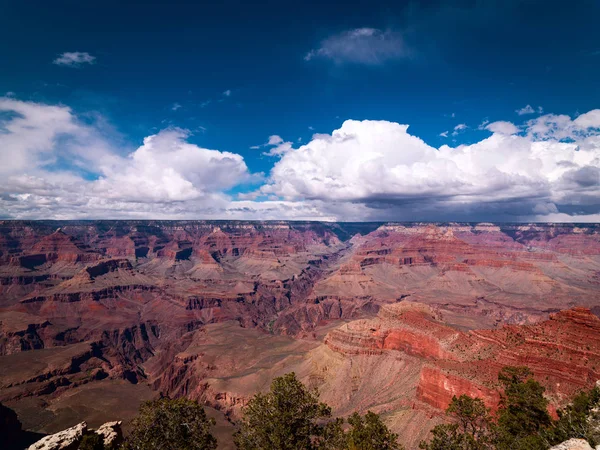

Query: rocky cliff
[0,221,598,447]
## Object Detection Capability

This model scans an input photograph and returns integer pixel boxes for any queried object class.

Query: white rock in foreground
[27,421,87,450]
[95,420,123,448]
[549,438,596,450]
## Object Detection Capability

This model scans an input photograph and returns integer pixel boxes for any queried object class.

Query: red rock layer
[325,302,600,412]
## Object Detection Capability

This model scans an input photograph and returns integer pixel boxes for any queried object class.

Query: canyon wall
[0,220,599,447]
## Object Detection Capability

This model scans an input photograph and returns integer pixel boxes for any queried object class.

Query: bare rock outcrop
[0,220,599,448]
[27,421,87,450]
[94,421,123,448]
[26,421,123,450]
[549,438,596,450]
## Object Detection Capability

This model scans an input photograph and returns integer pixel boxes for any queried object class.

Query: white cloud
[259,116,600,221]
[1,97,599,222]
[516,105,535,115]
[53,52,96,67]
[263,135,293,157]
[171,103,182,111]
[248,135,294,157]
[525,110,600,140]
[305,28,411,65]
[0,98,256,219]
[0,97,116,177]
[267,135,284,145]
[264,142,292,157]
[223,89,231,97]
[516,104,544,116]
[439,131,449,137]
[485,121,519,135]
[452,123,467,136]
[573,109,600,128]
[92,128,251,202]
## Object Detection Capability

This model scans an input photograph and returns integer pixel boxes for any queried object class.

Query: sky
[1,0,599,222]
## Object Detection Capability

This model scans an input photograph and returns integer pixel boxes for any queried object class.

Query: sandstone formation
[27,421,87,450]
[25,420,123,450]
[549,438,598,450]
[0,220,598,448]
[322,302,600,412]
[92,421,123,449]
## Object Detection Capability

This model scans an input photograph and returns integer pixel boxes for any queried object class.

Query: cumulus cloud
[525,111,600,140]
[259,114,600,221]
[1,97,599,222]
[92,128,251,202]
[573,109,600,128]
[0,97,117,177]
[267,135,284,145]
[248,135,293,156]
[53,52,96,67]
[304,28,411,65]
[485,121,519,135]
[0,98,256,219]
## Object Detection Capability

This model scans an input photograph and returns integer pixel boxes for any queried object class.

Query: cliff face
[0,220,599,447]
[323,302,600,413]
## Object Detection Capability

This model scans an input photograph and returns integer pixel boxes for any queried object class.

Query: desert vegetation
[233,372,402,450]
[420,366,600,450]
[22,367,592,449]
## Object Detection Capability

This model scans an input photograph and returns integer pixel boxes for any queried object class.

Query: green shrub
[123,397,217,450]
[419,395,492,450]
[234,372,332,450]
[234,372,403,450]
[345,411,403,450]
[79,433,105,450]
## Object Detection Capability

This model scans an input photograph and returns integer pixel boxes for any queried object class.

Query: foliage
[234,372,402,450]
[315,418,347,450]
[419,395,492,450]
[546,385,600,446]
[234,372,332,450]
[419,366,575,450]
[78,433,105,450]
[345,411,403,450]
[420,423,475,450]
[122,397,217,450]
[495,366,552,450]
[447,395,491,440]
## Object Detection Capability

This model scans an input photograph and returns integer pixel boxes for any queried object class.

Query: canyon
[1,220,599,449]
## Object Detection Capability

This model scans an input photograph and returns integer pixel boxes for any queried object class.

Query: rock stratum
[0,220,599,449]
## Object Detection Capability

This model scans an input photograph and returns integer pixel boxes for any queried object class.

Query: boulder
[27,422,87,450]
[549,438,594,450]
[95,421,123,448]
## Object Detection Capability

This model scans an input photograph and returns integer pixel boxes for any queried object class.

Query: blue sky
[1,0,599,221]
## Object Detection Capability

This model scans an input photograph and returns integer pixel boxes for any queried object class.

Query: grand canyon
[1,220,599,448]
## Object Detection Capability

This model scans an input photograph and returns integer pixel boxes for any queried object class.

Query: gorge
[1,220,599,449]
